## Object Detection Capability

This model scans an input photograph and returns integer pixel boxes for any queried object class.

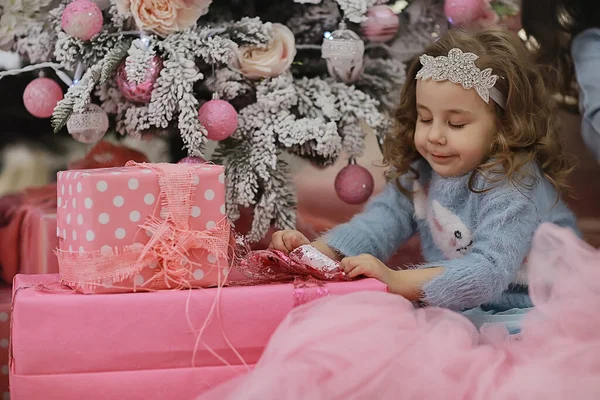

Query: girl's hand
[340,254,392,284]
[269,230,343,261]
[269,230,310,253]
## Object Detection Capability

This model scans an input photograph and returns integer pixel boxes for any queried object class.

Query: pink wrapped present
[20,208,59,275]
[55,162,231,293]
[9,273,386,399]
[0,285,10,399]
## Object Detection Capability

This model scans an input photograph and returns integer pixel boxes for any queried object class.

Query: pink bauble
[66,103,109,143]
[117,56,163,104]
[444,0,485,26]
[61,0,104,41]
[23,78,64,119]
[178,156,207,164]
[334,164,374,205]
[198,99,239,141]
[360,5,400,43]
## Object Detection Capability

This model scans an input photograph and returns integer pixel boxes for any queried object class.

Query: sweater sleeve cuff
[323,224,367,257]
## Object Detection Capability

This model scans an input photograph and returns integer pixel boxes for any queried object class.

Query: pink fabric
[56,163,230,293]
[10,364,252,400]
[0,286,10,397]
[10,274,386,377]
[197,223,600,400]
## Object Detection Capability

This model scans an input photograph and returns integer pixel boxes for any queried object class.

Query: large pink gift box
[56,163,231,293]
[10,274,386,399]
[0,286,10,399]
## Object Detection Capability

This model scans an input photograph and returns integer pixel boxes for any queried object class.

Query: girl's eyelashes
[417,117,466,129]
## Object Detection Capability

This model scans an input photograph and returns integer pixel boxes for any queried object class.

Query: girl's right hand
[269,230,342,261]
[269,230,310,253]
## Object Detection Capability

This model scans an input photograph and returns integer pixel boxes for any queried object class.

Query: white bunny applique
[427,200,474,260]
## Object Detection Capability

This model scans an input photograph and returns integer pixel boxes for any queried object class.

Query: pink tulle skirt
[197,223,600,399]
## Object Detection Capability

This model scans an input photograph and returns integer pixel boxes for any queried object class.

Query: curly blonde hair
[383,28,574,196]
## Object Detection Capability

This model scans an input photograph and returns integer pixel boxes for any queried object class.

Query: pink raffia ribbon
[56,162,231,290]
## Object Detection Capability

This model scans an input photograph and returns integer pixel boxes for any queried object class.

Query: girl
[521,0,600,161]
[271,28,579,314]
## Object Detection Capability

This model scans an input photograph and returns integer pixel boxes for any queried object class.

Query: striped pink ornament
[360,5,400,43]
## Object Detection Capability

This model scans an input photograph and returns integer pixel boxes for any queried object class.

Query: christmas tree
[0,0,451,241]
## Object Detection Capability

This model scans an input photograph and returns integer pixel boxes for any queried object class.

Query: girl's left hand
[340,254,392,284]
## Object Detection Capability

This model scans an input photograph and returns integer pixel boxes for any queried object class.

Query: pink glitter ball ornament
[334,162,374,205]
[198,99,239,141]
[177,156,207,164]
[360,5,400,43]
[23,77,64,119]
[444,0,485,26]
[61,0,104,41]
[117,56,163,104]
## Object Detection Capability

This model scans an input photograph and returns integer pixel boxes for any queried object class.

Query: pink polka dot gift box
[55,162,232,293]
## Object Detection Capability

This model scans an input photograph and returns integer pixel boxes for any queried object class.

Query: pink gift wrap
[56,163,230,293]
[10,274,386,399]
[0,286,10,399]
[20,208,58,275]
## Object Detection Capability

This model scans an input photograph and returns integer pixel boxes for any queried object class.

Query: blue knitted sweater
[324,161,579,311]
[572,28,600,162]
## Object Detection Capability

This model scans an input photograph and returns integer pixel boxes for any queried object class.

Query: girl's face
[414,79,497,177]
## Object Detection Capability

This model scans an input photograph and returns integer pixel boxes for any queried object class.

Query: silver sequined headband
[415,48,506,109]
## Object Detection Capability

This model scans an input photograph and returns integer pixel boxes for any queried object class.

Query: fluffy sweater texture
[572,28,600,162]
[325,161,579,311]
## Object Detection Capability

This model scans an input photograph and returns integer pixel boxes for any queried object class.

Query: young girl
[271,28,579,314]
[521,0,600,161]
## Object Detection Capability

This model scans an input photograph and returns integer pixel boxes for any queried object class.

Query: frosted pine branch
[178,92,206,156]
[101,40,131,83]
[194,34,237,65]
[358,56,405,109]
[287,0,340,44]
[108,2,130,29]
[213,140,259,222]
[123,105,152,136]
[295,76,341,120]
[249,155,296,242]
[267,157,297,232]
[51,62,103,132]
[334,0,379,23]
[95,79,136,136]
[226,17,272,47]
[210,69,252,101]
[277,117,341,164]
[329,81,390,156]
[125,39,156,85]
[340,122,366,158]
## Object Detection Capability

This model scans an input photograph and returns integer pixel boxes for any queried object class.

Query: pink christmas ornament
[334,162,374,205]
[66,103,109,143]
[444,0,485,26]
[177,156,207,164]
[61,0,104,41]
[117,55,163,104]
[360,5,400,43]
[23,77,64,119]
[198,99,239,141]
